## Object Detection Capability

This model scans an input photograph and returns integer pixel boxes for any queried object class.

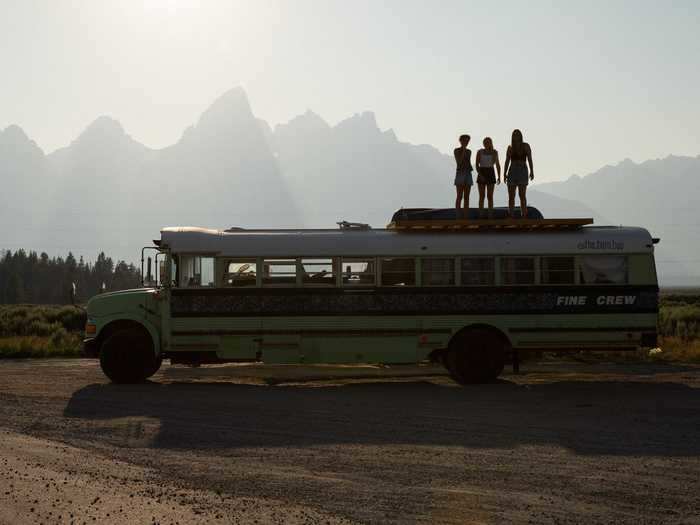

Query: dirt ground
[1,359,700,524]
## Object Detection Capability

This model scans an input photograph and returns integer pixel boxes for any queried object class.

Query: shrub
[0,305,85,357]
[659,304,700,340]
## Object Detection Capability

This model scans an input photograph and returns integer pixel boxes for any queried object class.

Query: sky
[1,0,699,183]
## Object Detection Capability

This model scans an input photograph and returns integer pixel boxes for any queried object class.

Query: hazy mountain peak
[618,157,636,167]
[197,86,254,129]
[1,124,30,143]
[382,128,398,141]
[336,111,378,130]
[333,111,383,143]
[274,110,330,138]
[76,116,127,144]
[0,124,44,155]
[296,110,330,129]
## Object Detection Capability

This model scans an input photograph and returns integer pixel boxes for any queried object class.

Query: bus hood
[86,288,158,318]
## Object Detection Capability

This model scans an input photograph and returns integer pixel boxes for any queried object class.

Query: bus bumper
[82,338,99,358]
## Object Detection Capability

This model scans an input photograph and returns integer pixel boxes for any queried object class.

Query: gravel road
[1,359,700,524]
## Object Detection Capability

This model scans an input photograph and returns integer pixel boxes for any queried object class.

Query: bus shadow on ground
[63,374,700,457]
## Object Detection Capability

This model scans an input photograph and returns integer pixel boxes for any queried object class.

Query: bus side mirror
[146,257,153,285]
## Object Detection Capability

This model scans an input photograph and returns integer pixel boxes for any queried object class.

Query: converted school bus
[84,213,659,385]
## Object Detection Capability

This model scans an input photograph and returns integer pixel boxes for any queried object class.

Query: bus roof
[159,225,655,257]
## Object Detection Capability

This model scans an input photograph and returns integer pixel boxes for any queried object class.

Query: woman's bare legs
[460,186,472,219]
[518,185,528,218]
[455,186,465,219]
[463,185,471,219]
[487,183,495,218]
[477,183,486,217]
[508,185,517,217]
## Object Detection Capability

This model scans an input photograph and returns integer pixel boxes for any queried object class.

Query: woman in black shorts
[504,129,534,218]
[475,137,501,219]
[453,134,473,219]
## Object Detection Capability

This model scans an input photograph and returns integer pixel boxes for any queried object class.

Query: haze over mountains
[1,87,697,285]
[536,157,700,285]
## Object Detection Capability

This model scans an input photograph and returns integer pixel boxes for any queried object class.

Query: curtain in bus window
[422,258,455,286]
[178,256,214,287]
[461,258,495,286]
[381,258,416,286]
[179,256,195,287]
[171,257,178,287]
[501,257,535,285]
[199,258,215,287]
[580,255,627,284]
[541,257,575,284]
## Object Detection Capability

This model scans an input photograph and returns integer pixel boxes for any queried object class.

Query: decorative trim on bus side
[169,285,659,318]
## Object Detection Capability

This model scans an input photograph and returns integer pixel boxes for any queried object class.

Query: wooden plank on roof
[387,218,593,231]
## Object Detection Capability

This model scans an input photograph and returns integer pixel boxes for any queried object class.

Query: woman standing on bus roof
[453,134,473,219]
[504,129,534,218]
[475,137,501,219]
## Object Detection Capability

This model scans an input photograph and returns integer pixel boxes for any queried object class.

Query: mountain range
[1,87,697,285]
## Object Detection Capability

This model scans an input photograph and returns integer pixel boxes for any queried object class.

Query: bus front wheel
[99,328,161,384]
[446,328,507,384]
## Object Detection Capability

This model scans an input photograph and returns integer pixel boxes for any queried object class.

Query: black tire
[445,328,508,384]
[440,350,465,383]
[144,354,163,379]
[99,328,159,384]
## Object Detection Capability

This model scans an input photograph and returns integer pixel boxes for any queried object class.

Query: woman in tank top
[475,137,501,219]
[453,134,473,219]
[504,129,534,218]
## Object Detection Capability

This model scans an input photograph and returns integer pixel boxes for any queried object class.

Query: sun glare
[143,0,198,16]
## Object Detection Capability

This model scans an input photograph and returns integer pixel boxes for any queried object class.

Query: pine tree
[0,249,141,304]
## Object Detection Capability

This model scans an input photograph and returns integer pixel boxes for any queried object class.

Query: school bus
[83,217,659,384]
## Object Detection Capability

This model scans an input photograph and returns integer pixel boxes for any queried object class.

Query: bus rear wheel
[446,328,507,384]
[99,328,160,384]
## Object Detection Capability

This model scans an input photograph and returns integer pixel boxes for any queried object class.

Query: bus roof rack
[387,217,594,231]
[387,207,592,232]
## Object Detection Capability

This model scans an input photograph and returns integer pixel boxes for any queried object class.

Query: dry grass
[0,334,82,358]
[649,336,700,364]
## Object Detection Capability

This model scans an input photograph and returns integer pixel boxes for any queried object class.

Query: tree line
[0,249,140,304]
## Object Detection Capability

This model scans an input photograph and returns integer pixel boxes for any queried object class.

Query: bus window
[541,256,575,284]
[301,258,336,286]
[225,259,257,287]
[422,258,455,286]
[262,259,298,287]
[380,258,416,286]
[342,258,376,286]
[580,255,628,284]
[171,255,178,287]
[461,257,495,286]
[179,256,215,287]
[501,257,535,285]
